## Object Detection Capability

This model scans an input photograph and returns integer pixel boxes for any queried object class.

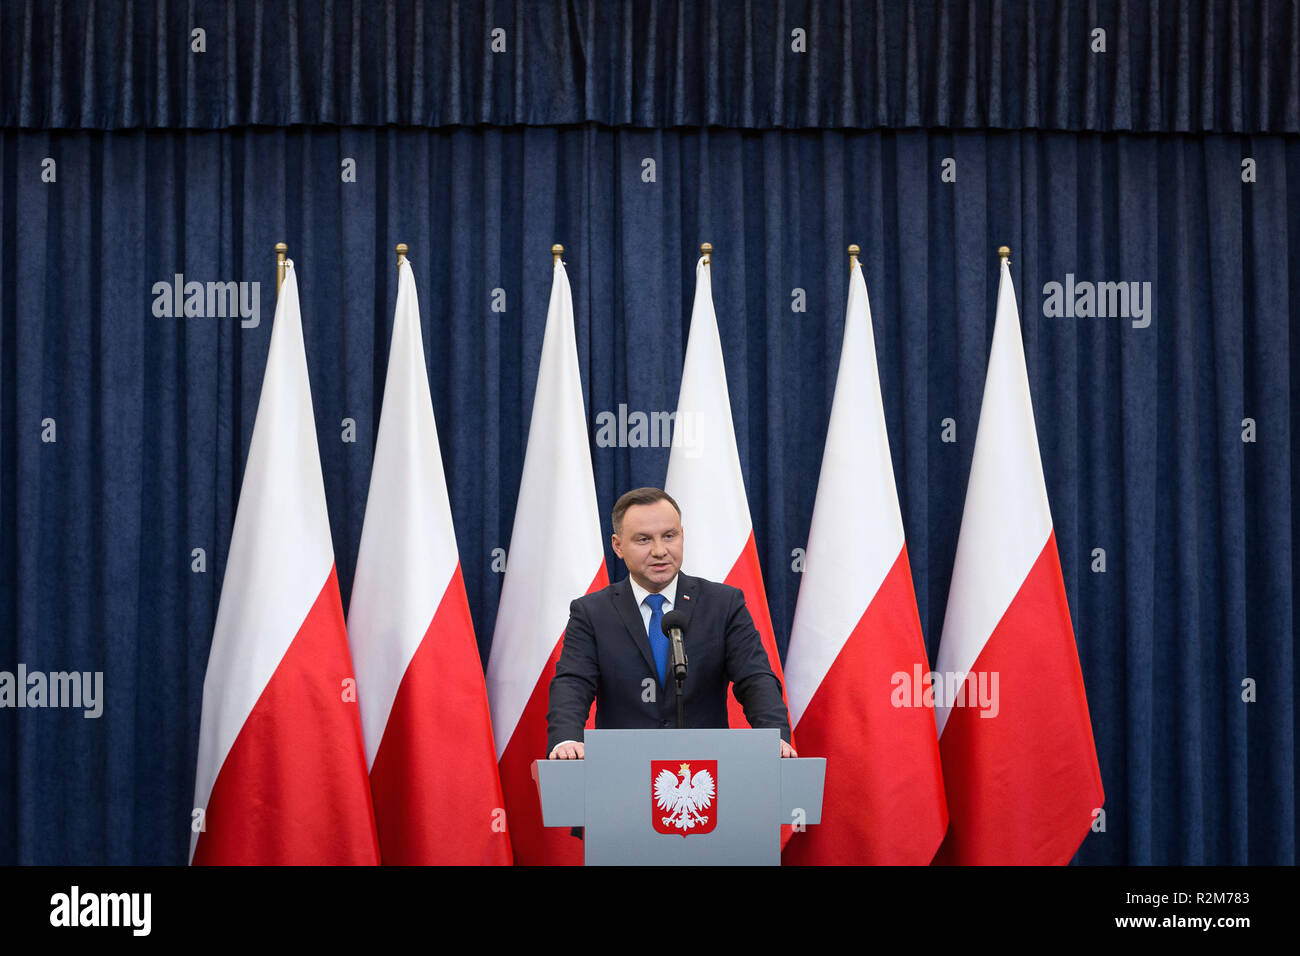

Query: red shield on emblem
[651,760,718,837]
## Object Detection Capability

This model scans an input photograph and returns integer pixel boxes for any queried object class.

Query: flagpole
[700,241,712,265]
[847,243,860,269]
[998,244,1011,263]
[275,242,287,292]
[396,242,408,266]
[551,243,563,264]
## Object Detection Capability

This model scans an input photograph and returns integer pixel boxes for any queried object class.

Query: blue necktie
[644,593,668,686]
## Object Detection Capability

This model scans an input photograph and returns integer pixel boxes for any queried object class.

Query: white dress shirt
[631,574,679,637]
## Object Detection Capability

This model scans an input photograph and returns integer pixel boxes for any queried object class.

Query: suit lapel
[612,578,658,678]
[673,573,699,638]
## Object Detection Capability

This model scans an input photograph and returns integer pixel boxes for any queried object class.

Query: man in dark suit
[547,487,795,759]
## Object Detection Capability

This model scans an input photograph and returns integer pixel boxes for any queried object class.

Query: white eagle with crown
[654,762,716,830]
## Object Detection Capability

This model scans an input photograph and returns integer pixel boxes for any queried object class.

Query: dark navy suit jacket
[546,572,791,752]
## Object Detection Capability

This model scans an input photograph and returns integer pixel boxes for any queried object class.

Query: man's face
[612,499,684,593]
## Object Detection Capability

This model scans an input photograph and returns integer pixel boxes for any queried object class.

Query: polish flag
[347,258,511,865]
[932,254,1104,865]
[190,261,379,865]
[782,257,948,865]
[485,254,606,866]
[664,253,791,733]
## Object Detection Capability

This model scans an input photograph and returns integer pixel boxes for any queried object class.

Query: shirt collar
[630,574,678,609]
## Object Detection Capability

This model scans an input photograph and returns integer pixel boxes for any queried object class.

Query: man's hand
[548,741,585,760]
[780,739,797,758]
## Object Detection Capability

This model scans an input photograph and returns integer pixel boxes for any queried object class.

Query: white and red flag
[932,254,1104,865]
[190,261,380,865]
[347,258,511,865]
[485,254,606,866]
[664,253,791,733]
[782,257,948,865]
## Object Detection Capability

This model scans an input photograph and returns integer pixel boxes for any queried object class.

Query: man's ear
[611,532,623,559]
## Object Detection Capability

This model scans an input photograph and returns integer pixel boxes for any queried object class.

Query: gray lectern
[531,728,826,865]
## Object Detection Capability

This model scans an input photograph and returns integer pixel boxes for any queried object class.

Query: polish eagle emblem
[651,760,718,836]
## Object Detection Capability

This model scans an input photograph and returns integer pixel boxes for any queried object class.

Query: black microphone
[661,609,689,730]
[661,610,688,683]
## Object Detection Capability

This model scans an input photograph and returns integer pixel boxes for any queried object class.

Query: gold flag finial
[998,245,1011,263]
[700,242,712,264]
[275,242,288,292]
[551,243,564,264]
[396,243,408,266]
[848,243,861,267]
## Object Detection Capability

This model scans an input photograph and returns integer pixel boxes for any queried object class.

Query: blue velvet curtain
[0,2,1295,866]
[4,0,1298,132]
